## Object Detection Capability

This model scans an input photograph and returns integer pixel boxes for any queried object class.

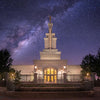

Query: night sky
[0,0,100,65]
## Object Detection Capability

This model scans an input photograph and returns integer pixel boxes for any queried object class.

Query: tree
[81,48,100,80]
[95,48,100,79]
[0,49,13,73]
[80,54,96,75]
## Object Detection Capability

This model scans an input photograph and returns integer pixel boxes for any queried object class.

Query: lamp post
[34,65,38,83]
[63,66,67,83]
[63,66,66,71]
[34,65,37,73]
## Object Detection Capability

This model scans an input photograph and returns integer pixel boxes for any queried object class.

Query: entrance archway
[44,68,57,83]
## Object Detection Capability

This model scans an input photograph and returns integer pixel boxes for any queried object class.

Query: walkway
[0,87,100,100]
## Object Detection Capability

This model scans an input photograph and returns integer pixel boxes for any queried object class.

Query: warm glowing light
[51,76,53,82]
[44,70,46,74]
[87,73,89,76]
[2,78,5,81]
[51,68,54,74]
[47,68,50,74]
[12,73,14,76]
[9,72,15,80]
[34,66,37,69]
[44,68,57,83]
[54,69,56,75]
[47,76,50,82]
[63,66,66,69]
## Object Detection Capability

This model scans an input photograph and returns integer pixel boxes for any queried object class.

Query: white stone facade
[11,18,82,83]
[12,65,34,75]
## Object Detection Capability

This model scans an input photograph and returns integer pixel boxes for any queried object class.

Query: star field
[0,0,100,65]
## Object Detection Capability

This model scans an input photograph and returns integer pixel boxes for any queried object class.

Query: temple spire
[49,16,51,23]
[48,16,53,49]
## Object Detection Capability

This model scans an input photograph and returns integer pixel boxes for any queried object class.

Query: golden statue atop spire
[49,16,51,23]
[48,16,53,49]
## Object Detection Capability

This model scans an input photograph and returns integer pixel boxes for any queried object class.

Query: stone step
[21,83,82,87]
[19,87,81,91]
[6,91,95,98]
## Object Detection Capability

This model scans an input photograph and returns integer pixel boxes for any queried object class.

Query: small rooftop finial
[49,16,51,23]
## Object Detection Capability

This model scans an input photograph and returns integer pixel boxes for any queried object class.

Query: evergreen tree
[0,49,13,73]
[95,48,100,79]
[81,48,100,80]
[81,54,95,74]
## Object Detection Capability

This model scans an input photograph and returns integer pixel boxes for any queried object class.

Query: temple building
[12,17,82,83]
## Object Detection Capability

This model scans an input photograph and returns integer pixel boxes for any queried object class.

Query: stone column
[34,73,37,83]
[63,73,67,83]
[91,72,95,81]
[91,72,95,88]
[3,72,9,87]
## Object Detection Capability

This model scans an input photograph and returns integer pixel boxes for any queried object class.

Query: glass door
[44,68,57,83]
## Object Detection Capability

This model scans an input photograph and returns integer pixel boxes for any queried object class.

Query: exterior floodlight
[63,66,66,69]
[34,66,37,69]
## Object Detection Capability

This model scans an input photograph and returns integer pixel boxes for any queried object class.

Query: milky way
[0,0,100,65]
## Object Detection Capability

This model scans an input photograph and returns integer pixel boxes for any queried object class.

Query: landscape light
[2,78,5,81]
[12,73,14,76]
[87,73,89,76]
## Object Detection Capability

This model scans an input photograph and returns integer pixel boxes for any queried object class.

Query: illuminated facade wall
[12,65,34,75]
[11,17,82,82]
[11,64,82,82]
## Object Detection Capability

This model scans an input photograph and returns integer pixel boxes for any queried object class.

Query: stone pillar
[34,73,37,83]
[5,72,10,81]
[91,72,95,81]
[63,73,67,83]
[91,72,95,88]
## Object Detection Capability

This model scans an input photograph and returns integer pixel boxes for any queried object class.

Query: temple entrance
[44,68,57,83]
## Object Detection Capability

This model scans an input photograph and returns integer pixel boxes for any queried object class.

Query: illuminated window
[54,75,56,79]
[47,76,50,82]
[44,70,46,74]
[54,75,57,83]
[47,68,50,74]
[51,76,53,82]
[44,68,57,83]
[51,68,54,74]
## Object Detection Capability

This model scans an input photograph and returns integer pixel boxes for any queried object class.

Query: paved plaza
[0,95,100,100]
[0,87,100,100]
